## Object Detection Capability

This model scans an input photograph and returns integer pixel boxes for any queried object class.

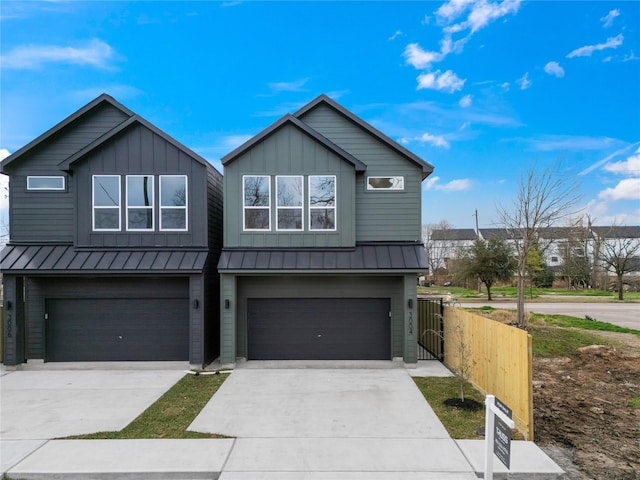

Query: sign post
[484,395,516,480]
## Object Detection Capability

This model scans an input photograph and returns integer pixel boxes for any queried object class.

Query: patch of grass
[628,397,640,408]
[413,377,486,439]
[531,313,640,336]
[66,373,229,439]
[530,326,617,358]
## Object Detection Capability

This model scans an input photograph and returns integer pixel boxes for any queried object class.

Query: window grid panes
[243,175,271,230]
[309,175,336,231]
[160,175,188,231]
[93,175,121,231]
[27,176,65,191]
[276,176,303,231]
[126,175,154,231]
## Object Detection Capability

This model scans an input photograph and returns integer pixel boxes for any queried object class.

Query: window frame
[308,174,337,232]
[243,175,271,231]
[26,176,66,191]
[159,175,188,232]
[92,175,121,232]
[126,175,155,232]
[366,176,405,191]
[276,175,304,232]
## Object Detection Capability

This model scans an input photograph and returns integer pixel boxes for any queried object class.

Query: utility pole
[473,210,482,294]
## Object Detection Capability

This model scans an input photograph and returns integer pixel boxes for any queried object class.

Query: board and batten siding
[299,104,423,243]
[6,104,130,244]
[74,123,209,248]
[233,275,405,360]
[224,123,356,248]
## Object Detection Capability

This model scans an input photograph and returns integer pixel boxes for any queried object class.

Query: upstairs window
[27,176,65,191]
[309,175,336,231]
[160,175,188,231]
[367,176,404,191]
[243,175,270,230]
[276,176,303,231]
[126,175,154,231]
[93,175,121,231]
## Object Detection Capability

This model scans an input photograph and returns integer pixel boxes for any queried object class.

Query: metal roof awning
[218,244,428,273]
[0,245,209,274]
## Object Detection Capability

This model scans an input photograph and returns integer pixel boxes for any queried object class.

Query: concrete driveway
[1,368,185,440]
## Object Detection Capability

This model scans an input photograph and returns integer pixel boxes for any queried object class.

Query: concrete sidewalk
[1,361,564,479]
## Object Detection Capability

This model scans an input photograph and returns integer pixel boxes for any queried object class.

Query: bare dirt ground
[533,333,640,480]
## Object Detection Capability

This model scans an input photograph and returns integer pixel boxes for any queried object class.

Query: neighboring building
[217,94,433,365]
[429,225,640,287]
[1,94,223,367]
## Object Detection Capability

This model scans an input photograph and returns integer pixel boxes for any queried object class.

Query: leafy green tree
[465,238,516,301]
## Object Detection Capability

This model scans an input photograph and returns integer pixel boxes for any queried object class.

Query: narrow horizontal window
[309,175,336,231]
[367,176,404,190]
[27,176,65,191]
[93,175,121,231]
[243,175,270,230]
[160,175,188,231]
[276,175,303,231]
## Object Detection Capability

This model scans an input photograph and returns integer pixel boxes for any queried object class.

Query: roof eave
[1,94,134,173]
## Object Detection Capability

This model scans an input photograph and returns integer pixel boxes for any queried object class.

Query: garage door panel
[247,298,390,360]
[46,298,189,362]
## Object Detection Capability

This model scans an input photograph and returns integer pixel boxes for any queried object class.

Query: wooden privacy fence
[443,307,534,440]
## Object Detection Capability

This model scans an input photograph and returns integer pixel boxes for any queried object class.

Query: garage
[247,298,391,360]
[45,297,189,362]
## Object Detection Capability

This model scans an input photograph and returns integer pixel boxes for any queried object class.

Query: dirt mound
[534,340,640,480]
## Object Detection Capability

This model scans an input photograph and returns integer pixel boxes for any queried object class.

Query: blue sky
[1,0,639,230]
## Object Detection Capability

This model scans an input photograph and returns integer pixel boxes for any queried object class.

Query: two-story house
[1,94,223,368]
[217,95,433,365]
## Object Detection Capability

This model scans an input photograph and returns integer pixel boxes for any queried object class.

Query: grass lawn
[418,285,640,301]
[413,377,486,439]
[66,373,229,439]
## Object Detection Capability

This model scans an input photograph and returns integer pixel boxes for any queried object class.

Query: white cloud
[604,147,640,175]
[424,175,472,191]
[389,30,403,41]
[544,61,565,78]
[601,9,620,28]
[267,78,309,93]
[516,72,531,90]
[529,135,619,153]
[417,70,466,93]
[0,38,116,70]
[403,43,442,69]
[459,94,473,107]
[0,149,10,161]
[567,34,624,58]
[420,133,450,148]
[598,178,640,201]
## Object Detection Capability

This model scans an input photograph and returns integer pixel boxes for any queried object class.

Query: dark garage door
[247,298,391,360]
[46,297,189,361]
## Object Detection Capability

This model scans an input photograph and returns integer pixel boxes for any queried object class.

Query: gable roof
[58,114,211,171]
[431,228,477,241]
[1,94,134,172]
[294,94,434,180]
[220,114,367,172]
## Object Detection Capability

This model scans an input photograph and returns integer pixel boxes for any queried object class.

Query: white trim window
[367,176,404,191]
[243,175,271,231]
[276,175,303,231]
[27,176,66,191]
[160,175,188,231]
[126,175,154,231]
[309,175,336,231]
[92,175,121,231]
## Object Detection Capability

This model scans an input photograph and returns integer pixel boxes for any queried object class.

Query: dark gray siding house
[1,94,223,367]
[218,95,433,365]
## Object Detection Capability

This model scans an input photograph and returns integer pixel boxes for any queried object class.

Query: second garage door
[46,297,189,362]
[247,298,391,360]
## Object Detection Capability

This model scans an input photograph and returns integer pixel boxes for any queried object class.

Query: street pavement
[459,301,640,329]
[1,362,564,479]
